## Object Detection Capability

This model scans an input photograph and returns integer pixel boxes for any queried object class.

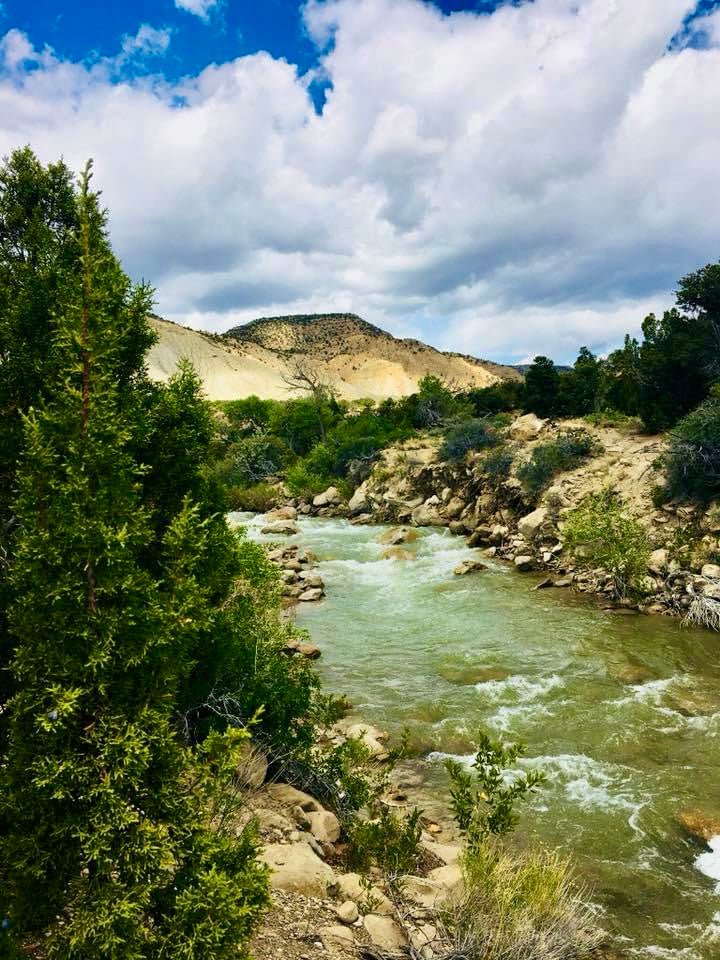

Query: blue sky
[1,0,719,362]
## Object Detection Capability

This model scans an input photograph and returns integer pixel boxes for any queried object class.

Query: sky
[1,1,719,364]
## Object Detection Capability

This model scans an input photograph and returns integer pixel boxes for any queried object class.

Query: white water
[233,513,720,958]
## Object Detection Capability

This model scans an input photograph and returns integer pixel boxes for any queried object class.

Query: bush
[285,461,331,497]
[664,391,720,504]
[439,418,499,462]
[226,482,281,513]
[517,430,600,502]
[480,446,515,486]
[445,733,545,851]
[583,409,639,430]
[562,490,651,597]
[346,806,423,879]
[440,840,603,960]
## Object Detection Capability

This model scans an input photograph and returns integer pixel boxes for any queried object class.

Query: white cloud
[174,0,222,22]
[0,0,718,362]
[119,24,171,62]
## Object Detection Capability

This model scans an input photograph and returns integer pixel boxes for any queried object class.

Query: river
[234,513,720,959]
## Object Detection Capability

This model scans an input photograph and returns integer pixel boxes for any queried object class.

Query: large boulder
[348,483,370,515]
[411,502,445,527]
[677,809,720,844]
[267,783,321,811]
[264,505,298,522]
[514,555,534,572]
[378,526,419,546]
[383,547,416,561]
[345,722,389,759]
[701,563,720,580]
[313,486,342,508]
[648,549,669,576]
[509,413,547,440]
[261,843,335,896]
[261,520,299,536]
[307,810,341,844]
[445,497,466,520]
[363,915,407,953]
[518,507,549,542]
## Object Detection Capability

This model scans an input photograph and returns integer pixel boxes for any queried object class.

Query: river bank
[234,511,720,960]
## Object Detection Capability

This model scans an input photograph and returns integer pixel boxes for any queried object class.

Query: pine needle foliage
[0,165,269,958]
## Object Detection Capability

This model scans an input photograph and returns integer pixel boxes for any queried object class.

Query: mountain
[147,313,521,402]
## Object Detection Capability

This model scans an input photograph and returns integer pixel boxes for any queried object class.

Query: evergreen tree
[558,347,601,416]
[523,356,560,418]
[0,165,268,958]
[599,335,641,416]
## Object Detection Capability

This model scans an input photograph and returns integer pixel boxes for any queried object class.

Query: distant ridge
[147,313,521,402]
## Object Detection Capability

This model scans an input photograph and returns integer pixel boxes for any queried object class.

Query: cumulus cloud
[0,0,719,362]
[119,24,172,62]
[174,0,223,22]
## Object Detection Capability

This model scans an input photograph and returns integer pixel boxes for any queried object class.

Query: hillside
[147,313,520,402]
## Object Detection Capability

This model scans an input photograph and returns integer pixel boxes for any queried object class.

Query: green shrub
[445,733,545,852]
[440,839,603,960]
[562,490,651,597]
[480,446,515,485]
[439,418,499,462]
[346,806,423,879]
[227,482,281,513]
[664,391,720,504]
[517,430,600,502]
[583,409,639,430]
[285,461,331,497]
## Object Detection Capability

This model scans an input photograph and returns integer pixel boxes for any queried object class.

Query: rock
[298,587,324,602]
[467,525,493,547]
[298,572,324,589]
[701,583,720,600]
[648,549,669,576]
[253,809,294,835]
[453,559,488,576]
[345,723,389,759]
[233,742,268,789]
[261,843,335,897]
[348,484,370,515]
[265,505,298,521]
[553,577,574,587]
[291,804,312,830]
[320,924,354,948]
[300,832,326,859]
[445,497,466,520]
[411,502,445,526]
[332,873,393,915]
[427,862,463,896]
[410,924,437,955]
[534,577,554,590]
[509,412,547,440]
[261,520,299,536]
[307,810,341,844]
[267,783,321,812]
[284,639,322,659]
[420,839,461,865]
[518,507,549,542]
[701,563,720,580]
[484,546,498,558]
[383,547,416,561]
[363,915,406,953]
[514,555,534,572]
[449,520,467,536]
[489,524,508,545]
[336,901,359,925]
[400,875,449,909]
[313,486,342,508]
[378,526,419,546]
[678,809,720,844]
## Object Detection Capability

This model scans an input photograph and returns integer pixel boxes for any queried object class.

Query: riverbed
[234,513,720,959]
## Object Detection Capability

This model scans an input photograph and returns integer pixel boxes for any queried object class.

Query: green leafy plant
[346,806,423,879]
[445,733,545,851]
[562,490,652,597]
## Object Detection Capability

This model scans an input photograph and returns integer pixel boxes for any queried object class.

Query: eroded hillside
[147,314,520,402]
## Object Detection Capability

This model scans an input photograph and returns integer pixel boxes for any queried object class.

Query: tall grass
[436,840,604,960]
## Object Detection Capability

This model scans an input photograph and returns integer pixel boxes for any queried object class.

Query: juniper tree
[0,164,268,959]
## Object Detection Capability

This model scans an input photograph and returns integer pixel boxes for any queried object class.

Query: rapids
[233,513,720,959]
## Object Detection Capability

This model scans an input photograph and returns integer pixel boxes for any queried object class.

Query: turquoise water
[233,513,720,958]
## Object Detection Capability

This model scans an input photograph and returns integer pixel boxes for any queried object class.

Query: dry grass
[434,841,604,960]
[683,594,720,632]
